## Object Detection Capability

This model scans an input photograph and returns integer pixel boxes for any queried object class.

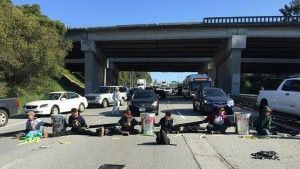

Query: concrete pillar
[206,62,216,87]
[228,49,242,95]
[216,35,246,95]
[106,61,119,86]
[106,68,115,86]
[81,40,105,94]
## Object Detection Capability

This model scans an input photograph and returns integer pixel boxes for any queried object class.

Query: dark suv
[192,88,234,115]
[128,90,159,116]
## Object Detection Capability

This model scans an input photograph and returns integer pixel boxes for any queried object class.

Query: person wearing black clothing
[68,108,97,136]
[155,111,175,133]
[107,111,139,135]
[118,111,139,134]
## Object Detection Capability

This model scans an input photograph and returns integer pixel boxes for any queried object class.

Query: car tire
[79,103,85,112]
[102,99,108,108]
[51,106,60,115]
[0,109,8,127]
[120,98,125,106]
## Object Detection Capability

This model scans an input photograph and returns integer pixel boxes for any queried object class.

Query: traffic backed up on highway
[193,88,234,115]
[24,92,88,115]
[128,89,159,116]
[85,86,128,108]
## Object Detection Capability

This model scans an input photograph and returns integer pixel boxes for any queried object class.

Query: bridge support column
[81,40,106,94]
[217,35,246,95]
[206,62,216,87]
[106,69,119,86]
[106,61,119,86]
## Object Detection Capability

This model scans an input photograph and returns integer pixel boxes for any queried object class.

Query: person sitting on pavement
[155,111,176,133]
[203,107,232,134]
[68,108,97,136]
[22,111,50,138]
[255,105,273,135]
[107,110,139,135]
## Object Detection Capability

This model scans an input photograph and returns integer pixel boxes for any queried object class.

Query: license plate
[139,107,146,112]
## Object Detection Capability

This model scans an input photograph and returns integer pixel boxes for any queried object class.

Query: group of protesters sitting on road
[19,104,287,141]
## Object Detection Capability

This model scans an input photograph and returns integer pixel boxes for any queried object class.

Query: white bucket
[140,113,156,136]
[51,114,67,135]
[235,112,251,135]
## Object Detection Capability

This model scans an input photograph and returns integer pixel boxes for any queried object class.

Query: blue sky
[12,0,289,82]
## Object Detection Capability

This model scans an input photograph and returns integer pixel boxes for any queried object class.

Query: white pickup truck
[257,78,300,116]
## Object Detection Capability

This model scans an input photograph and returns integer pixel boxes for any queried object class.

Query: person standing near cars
[112,87,122,115]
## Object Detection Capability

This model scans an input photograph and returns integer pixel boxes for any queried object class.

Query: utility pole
[130,70,133,87]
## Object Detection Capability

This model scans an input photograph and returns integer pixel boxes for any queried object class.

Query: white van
[85,86,128,108]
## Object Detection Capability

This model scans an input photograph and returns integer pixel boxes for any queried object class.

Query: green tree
[280,0,300,20]
[0,1,72,96]
[118,71,152,86]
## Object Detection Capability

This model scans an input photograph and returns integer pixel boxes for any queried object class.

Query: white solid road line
[176,111,186,119]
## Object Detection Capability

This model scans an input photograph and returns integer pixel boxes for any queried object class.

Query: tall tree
[280,0,300,20]
[0,1,72,96]
[118,71,152,86]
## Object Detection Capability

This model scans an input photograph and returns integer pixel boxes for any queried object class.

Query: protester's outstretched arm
[154,118,163,127]
[132,118,139,126]
[43,122,52,127]
[82,117,88,128]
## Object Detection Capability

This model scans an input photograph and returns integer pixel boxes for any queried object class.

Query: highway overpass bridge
[65,16,300,94]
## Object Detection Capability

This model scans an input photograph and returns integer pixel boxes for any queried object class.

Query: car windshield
[203,89,226,97]
[93,87,109,93]
[41,93,62,100]
[191,81,211,91]
[133,91,155,99]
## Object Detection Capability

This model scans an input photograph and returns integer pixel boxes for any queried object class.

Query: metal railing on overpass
[203,16,300,25]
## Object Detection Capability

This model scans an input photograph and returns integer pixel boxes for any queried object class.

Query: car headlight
[40,104,49,108]
[203,100,211,104]
[227,100,234,107]
[151,101,158,107]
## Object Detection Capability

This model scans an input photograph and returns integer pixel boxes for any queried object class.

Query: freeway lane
[0,96,299,169]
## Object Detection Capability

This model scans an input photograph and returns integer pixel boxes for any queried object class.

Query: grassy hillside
[16,67,84,106]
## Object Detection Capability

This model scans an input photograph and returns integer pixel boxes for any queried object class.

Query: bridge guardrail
[203,16,300,25]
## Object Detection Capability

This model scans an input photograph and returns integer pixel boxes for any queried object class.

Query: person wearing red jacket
[203,107,232,134]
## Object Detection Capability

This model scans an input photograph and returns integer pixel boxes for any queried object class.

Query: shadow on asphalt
[10,114,28,119]
[0,129,24,138]
[159,96,192,105]
[161,108,202,117]
[138,142,177,146]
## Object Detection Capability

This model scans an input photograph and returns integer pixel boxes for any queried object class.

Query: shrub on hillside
[0,0,72,97]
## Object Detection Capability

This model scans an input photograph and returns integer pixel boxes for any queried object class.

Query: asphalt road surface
[0,96,299,169]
